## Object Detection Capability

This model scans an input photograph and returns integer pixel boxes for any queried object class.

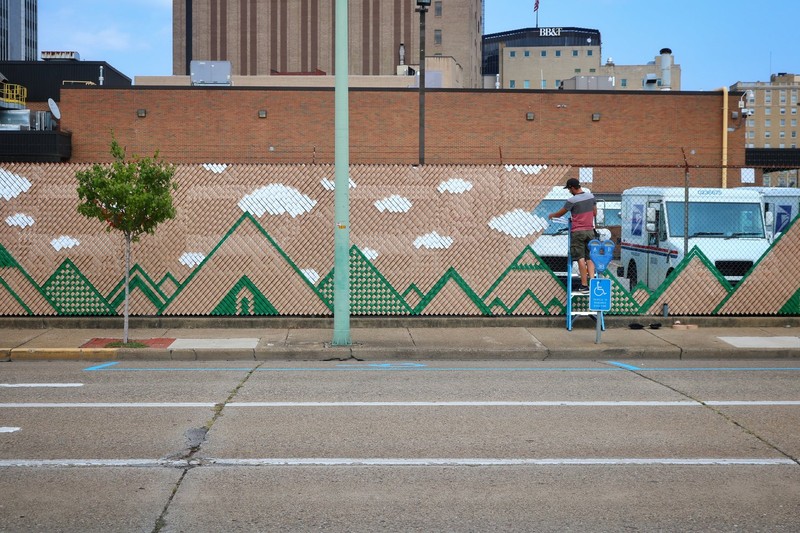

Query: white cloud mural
[51,235,80,251]
[414,231,454,250]
[179,252,206,268]
[238,184,317,217]
[504,164,548,175]
[360,247,379,261]
[202,163,228,174]
[374,195,412,213]
[5,213,34,228]
[320,177,357,191]
[301,268,321,284]
[437,178,473,194]
[0,168,32,200]
[489,209,549,238]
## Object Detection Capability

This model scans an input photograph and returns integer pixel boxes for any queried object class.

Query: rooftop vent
[41,51,81,61]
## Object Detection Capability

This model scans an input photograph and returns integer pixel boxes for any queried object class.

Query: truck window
[665,201,765,238]
[532,200,571,235]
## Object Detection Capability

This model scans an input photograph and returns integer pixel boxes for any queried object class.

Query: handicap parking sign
[589,278,612,311]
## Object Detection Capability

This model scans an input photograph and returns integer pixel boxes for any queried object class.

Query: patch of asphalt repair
[151,361,265,533]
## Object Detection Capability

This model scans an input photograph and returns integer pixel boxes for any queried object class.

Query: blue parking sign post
[589,278,612,343]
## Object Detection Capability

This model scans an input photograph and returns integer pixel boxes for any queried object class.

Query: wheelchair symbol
[593,284,607,297]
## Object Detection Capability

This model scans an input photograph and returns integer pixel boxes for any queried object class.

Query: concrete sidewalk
[2,317,799,361]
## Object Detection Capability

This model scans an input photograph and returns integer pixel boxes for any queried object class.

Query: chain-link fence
[0,161,798,317]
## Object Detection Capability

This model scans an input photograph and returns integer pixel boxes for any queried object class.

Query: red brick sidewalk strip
[81,338,176,349]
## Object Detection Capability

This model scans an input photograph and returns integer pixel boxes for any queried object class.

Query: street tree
[76,138,177,343]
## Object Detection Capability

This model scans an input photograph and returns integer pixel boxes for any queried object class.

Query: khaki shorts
[570,230,596,260]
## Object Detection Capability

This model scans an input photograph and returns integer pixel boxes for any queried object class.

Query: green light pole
[332,0,351,345]
[416,0,430,165]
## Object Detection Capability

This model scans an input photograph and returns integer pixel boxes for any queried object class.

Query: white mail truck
[620,187,770,290]
[739,187,800,241]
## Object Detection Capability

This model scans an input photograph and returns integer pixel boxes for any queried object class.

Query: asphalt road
[1,359,799,532]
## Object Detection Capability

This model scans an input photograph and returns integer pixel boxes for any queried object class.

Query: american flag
[534,0,539,12]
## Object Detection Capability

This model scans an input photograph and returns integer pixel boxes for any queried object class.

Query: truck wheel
[627,261,638,289]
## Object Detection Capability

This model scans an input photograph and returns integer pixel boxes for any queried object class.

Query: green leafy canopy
[76,138,177,241]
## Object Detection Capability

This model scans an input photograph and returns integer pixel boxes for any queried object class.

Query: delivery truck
[620,187,770,290]
[739,187,800,241]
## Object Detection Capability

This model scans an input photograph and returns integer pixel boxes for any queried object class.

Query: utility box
[190,61,232,86]
[561,76,614,90]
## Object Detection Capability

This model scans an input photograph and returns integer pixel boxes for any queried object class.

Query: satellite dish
[47,98,61,120]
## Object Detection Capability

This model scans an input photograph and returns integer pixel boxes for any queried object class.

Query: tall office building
[0,0,37,61]
[172,0,483,88]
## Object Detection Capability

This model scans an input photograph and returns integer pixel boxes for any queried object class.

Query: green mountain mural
[42,259,114,315]
[212,276,279,315]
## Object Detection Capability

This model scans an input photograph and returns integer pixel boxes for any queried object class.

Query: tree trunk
[124,233,131,344]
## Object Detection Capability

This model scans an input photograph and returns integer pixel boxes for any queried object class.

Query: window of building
[765,131,771,138]
[765,143,771,148]
[793,119,797,127]
[793,131,798,138]
[524,80,530,89]
[574,68,581,73]
[793,108,798,115]
[540,80,546,89]
[780,90,786,104]
[589,68,596,73]
[509,80,516,89]
[587,50,593,56]
[748,131,755,139]
[765,119,771,127]
[765,107,772,116]
[572,50,578,57]
[780,143,786,148]
[781,108,786,115]
[792,90,798,105]
[780,131,786,138]
[765,90,772,104]
[781,119,786,127]
[621,79,628,87]
[524,50,530,57]
[555,79,561,88]
[747,119,755,127]
[541,50,546,57]
[433,30,442,45]
[434,1,442,16]
[509,51,516,58]
[555,50,561,57]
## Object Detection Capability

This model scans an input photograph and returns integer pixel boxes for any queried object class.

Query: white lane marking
[1,400,800,408]
[0,403,215,408]
[0,427,21,433]
[0,383,84,388]
[718,336,800,349]
[0,458,794,468]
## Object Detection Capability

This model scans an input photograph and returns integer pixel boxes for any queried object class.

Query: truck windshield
[532,200,570,235]
[665,201,765,238]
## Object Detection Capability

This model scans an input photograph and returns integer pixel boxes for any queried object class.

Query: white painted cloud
[504,164,548,175]
[320,177,357,191]
[301,269,321,284]
[489,209,549,238]
[0,168,32,200]
[238,184,317,217]
[202,163,228,174]
[438,178,473,194]
[360,247,379,261]
[179,252,206,268]
[414,231,454,250]
[51,235,80,251]
[5,213,34,228]
[374,195,412,213]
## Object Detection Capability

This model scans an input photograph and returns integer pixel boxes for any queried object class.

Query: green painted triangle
[415,267,492,315]
[0,244,19,268]
[212,276,278,316]
[0,277,33,314]
[779,286,800,314]
[319,247,412,314]
[108,264,168,310]
[42,259,114,315]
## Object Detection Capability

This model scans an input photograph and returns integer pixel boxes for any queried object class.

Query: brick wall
[59,86,744,193]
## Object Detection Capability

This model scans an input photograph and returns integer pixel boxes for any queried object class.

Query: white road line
[0,383,84,388]
[0,400,799,409]
[0,458,794,468]
[0,427,21,433]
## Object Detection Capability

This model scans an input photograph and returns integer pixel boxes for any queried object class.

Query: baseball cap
[564,178,580,189]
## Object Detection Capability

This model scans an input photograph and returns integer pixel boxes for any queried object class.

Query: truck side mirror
[596,208,605,225]
[646,207,657,223]
[646,222,657,233]
[765,211,774,229]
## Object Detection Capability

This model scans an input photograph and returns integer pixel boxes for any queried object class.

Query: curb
[8,348,118,361]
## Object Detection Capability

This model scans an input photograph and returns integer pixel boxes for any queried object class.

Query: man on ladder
[547,178,597,294]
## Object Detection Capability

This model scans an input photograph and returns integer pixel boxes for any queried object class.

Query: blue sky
[38,0,799,91]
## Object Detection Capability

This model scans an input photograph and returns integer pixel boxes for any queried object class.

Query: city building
[171,0,484,89]
[0,0,37,61]
[482,27,680,91]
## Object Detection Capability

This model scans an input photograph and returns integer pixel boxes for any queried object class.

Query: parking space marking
[0,457,794,468]
[0,427,21,433]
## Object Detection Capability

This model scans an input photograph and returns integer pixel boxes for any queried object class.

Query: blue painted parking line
[82,362,800,373]
[84,362,120,371]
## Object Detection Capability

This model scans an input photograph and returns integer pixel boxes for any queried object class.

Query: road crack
[151,362,265,533]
